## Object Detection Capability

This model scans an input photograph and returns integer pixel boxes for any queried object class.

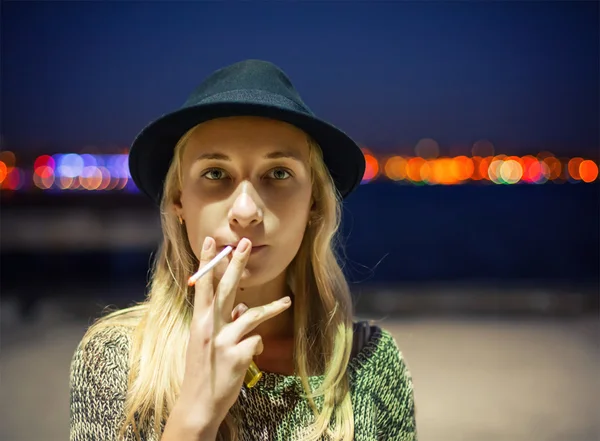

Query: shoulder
[372,326,413,388]
[70,323,134,399]
[70,322,139,440]
[350,322,416,406]
[351,322,412,377]
[358,324,417,438]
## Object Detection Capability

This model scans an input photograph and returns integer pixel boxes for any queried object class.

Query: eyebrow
[195,150,304,163]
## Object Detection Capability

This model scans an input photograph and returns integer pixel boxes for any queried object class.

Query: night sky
[2,1,598,156]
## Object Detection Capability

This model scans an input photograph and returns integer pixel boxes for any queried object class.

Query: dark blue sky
[2,1,598,156]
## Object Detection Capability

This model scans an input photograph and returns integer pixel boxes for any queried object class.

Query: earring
[307,218,312,227]
[178,216,184,225]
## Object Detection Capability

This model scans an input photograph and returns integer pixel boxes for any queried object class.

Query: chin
[237,268,282,288]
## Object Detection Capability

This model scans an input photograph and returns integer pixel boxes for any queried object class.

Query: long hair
[79,122,356,440]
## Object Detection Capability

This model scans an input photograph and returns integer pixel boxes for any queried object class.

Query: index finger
[192,236,217,318]
[215,238,252,327]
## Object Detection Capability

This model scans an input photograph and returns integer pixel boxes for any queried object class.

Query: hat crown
[129,59,365,204]
[184,60,309,112]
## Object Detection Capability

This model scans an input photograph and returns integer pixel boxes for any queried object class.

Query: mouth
[222,245,267,255]
[248,245,266,254]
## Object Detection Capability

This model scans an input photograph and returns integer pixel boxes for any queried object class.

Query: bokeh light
[57,154,84,179]
[34,155,56,171]
[361,150,379,183]
[542,156,562,180]
[384,156,408,181]
[3,167,25,190]
[452,156,475,182]
[579,160,598,183]
[499,159,523,184]
[0,161,7,184]
[471,140,495,157]
[406,157,427,183]
[0,150,597,192]
[0,151,16,168]
[414,138,440,159]
[488,155,507,184]
[33,166,55,189]
[478,157,493,181]
[568,158,584,180]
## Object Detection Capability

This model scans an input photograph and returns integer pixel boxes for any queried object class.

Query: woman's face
[175,116,314,286]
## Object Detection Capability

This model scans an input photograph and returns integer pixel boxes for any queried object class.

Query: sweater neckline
[251,326,383,392]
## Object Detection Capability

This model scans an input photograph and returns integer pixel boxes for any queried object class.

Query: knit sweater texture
[69,323,417,440]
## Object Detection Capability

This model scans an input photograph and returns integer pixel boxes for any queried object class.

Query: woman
[69,60,417,441]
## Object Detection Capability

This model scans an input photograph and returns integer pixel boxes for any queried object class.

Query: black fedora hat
[128,59,366,205]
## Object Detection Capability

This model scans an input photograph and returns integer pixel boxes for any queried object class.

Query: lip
[249,245,266,254]
[220,245,267,254]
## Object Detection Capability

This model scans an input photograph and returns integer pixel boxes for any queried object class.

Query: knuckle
[247,310,261,322]
[213,334,228,350]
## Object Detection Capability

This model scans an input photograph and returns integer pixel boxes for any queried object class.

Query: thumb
[231,303,249,321]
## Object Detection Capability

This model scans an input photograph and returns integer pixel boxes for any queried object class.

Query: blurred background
[1,2,598,441]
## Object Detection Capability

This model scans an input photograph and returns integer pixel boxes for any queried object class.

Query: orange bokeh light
[362,154,379,182]
[80,167,103,190]
[542,156,562,180]
[384,156,407,181]
[568,158,584,180]
[0,161,7,184]
[478,157,493,180]
[0,151,16,168]
[452,156,474,181]
[579,160,598,183]
[427,158,460,185]
[406,157,426,182]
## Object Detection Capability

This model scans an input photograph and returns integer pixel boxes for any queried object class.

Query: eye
[267,168,292,180]
[200,167,292,181]
[201,168,228,180]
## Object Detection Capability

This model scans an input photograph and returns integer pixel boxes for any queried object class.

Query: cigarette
[188,245,233,286]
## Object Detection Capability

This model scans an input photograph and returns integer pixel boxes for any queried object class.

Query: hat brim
[129,101,365,204]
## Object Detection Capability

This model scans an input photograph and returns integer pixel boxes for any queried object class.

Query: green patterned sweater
[69,323,417,440]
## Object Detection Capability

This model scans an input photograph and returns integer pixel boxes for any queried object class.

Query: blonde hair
[79,121,356,440]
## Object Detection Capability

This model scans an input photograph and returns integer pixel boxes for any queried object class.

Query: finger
[214,255,229,278]
[193,236,216,318]
[225,297,292,345]
[236,334,264,363]
[215,238,252,326]
[231,303,249,321]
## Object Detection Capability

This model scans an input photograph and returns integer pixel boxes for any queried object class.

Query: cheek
[180,186,223,260]
[269,205,309,262]
[184,223,202,260]
[181,205,210,260]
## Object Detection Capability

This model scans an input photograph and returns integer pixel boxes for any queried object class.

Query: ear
[173,194,184,218]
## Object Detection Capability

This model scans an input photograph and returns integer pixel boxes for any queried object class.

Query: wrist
[166,402,219,441]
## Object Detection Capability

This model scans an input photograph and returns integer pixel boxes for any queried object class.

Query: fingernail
[280,296,291,304]
[237,238,250,253]
[203,237,211,250]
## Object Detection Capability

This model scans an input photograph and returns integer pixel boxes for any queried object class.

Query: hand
[172,237,292,436]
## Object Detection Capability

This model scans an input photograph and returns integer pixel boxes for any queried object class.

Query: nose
[228,184,263,228]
